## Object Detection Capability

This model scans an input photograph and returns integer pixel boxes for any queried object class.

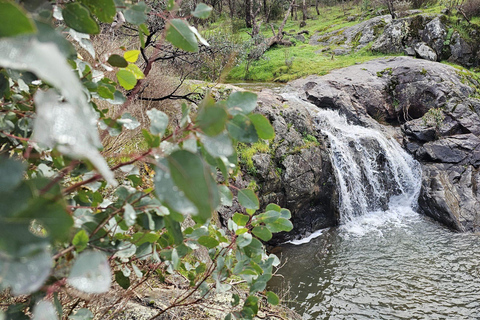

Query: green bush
[0,1,290,319]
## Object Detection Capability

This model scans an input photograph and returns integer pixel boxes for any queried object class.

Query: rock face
[286,56,480,232]
[371,14,480,67]
[309,10,480,68]
[218,90,338,243]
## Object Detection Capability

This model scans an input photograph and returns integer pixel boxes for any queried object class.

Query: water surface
[269,211,480,319]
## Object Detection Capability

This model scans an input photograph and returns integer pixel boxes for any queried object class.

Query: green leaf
[125,64,144,79]
[219,185,233,206]
[20,199,74,242]
[236,232,252,248]
[68,251,111,294]
[0,38,116,185]
[166,19,198,52]
[33,300,58,320]
[124,1,148,25]
[80,0,116,23]
[252,226,272,241]
[248,114,275,140]
[116,69,137,90]
[200,133,234,158]
[265,203,281,212]
[139,23,150,35]
[250,279,266,293]
[232,213,249,226]
[266,291,280,306]
[115,271,131,289]
[97,82,116,99]
[243,238,263,259]
[142,129,161,148]
[0,244,51,295]
[196,104,228,137]
[167,150,219,223]
[227,114,258,143]
[243,296,259,317]
[280,208,291,219]
[72,230,89,252]
[256,210,280,224]
[118,113,140,130]
[132,232,159,245]
[238,189,259,211]
[62,3,99,34]
[266,218,293,233]
[164,215,183,245]
[123,203,137,227]
[198,236,220,248]
[154,159,197,216]
[171,248,180,270]
[231,294,240,307]
[0,1,37,38]
[0,157,25,193]
[226,92,257,116]
[107,54,128,68]
[191,3,213,18]
[124,50,141,63]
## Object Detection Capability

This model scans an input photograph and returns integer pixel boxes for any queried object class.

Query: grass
[230,44,393,82]
[223,4,407,82]
[217,1,480,82]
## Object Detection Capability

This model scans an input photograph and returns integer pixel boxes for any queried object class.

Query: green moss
[237,141,271,175]
[247,180,259,192]
[377,67,393,77]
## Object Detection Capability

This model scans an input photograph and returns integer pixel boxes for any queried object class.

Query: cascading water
[270,97,480,320]
[314,109,422,227]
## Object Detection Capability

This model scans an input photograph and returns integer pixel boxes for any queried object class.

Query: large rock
[414,42,437,61]
[421,17,447,55]
[286,56,480,233]
[219,89,338,243]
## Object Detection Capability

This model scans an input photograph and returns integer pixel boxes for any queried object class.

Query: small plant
[237,141,271,175]
[422,107,445,138]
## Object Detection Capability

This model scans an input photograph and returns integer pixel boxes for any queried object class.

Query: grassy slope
[223,3,448,82]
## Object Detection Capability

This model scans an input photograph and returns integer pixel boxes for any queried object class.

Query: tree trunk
[228,0,235,19]
[315,0,320,15]
[302,0,307,21]
[245,0,252,28]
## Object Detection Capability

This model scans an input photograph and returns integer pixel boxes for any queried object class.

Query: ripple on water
[268,214,480,320]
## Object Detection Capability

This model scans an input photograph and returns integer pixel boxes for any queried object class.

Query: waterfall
[314,109,422,225]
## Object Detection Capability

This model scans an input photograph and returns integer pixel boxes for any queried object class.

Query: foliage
[422,107,445,137]
[0,1,292,319]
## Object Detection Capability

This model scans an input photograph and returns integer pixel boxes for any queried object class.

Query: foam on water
[285,229,325,245]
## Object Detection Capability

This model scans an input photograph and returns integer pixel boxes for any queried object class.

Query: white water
[314,109,422,230]
[270,95,480,320]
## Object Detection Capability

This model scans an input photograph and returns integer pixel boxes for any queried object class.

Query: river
[266,95,480,320]
[269,210,480,319]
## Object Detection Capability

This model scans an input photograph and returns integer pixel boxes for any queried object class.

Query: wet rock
[449,31,474,67]
[403,118,436,142]
[286,56,480,233]
[421,17,447,55]
[372,19,409,53]
[219,89,338,243]
[414,42,438,61]
[419,163,480,232]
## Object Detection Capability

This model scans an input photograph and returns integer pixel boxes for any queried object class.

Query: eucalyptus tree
[0,1,293,319]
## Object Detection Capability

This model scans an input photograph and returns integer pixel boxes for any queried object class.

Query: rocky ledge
[225,57,480,242]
